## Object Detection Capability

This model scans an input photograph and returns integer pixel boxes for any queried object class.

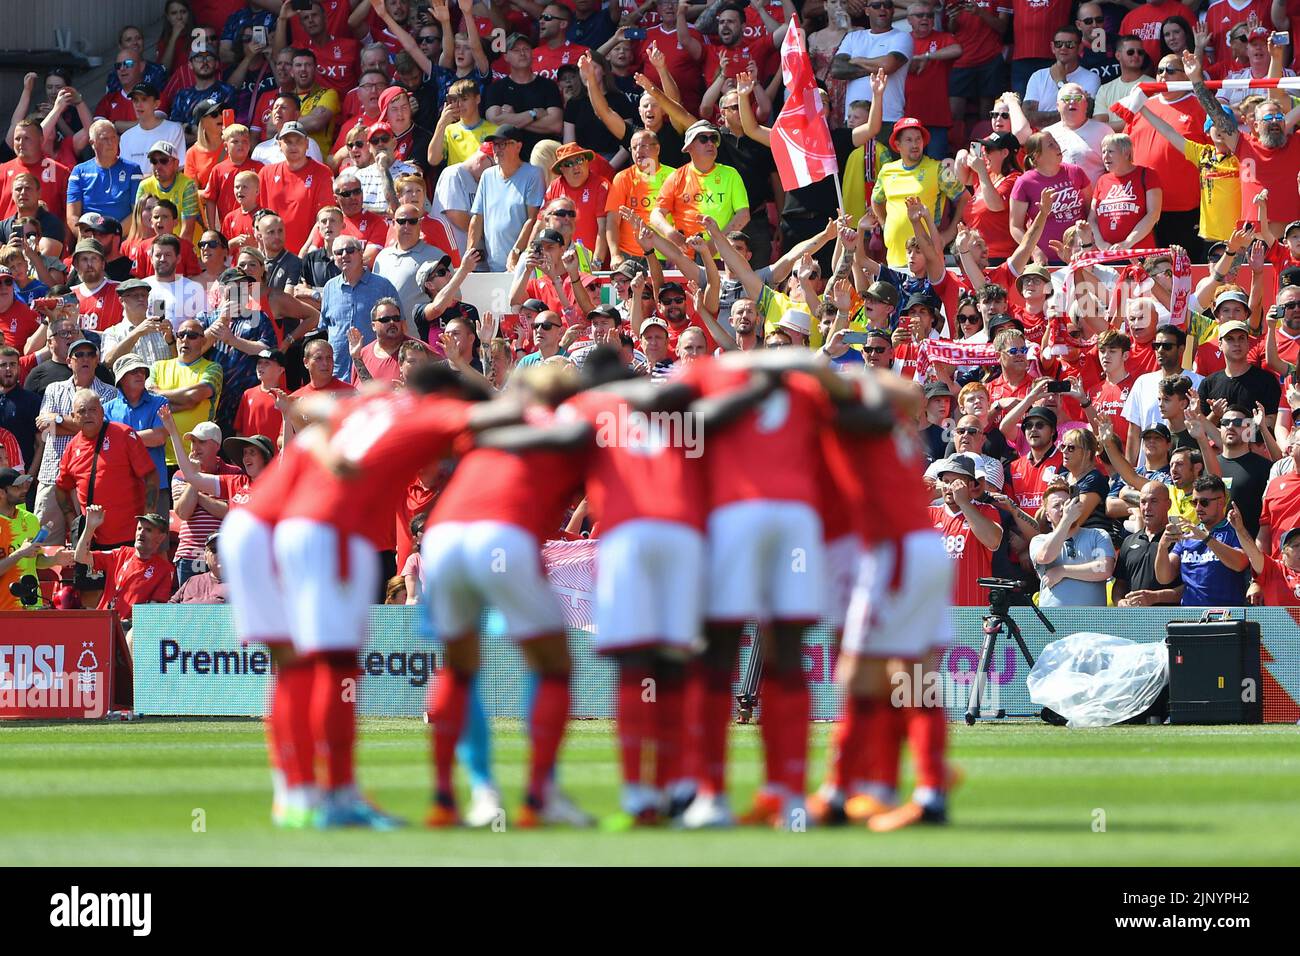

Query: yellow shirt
[757,286,822,349]
[445,118,497,166]
[137,173,202,243]
[149,357,223,465]
[1183,140,1239,243]
[1169,483,1198,525]
[0,506,42,611]
[299,85,341,158]
[871,155,960,268]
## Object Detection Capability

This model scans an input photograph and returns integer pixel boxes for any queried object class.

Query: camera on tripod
[979,576,1031,612]
[966,578,1061,724]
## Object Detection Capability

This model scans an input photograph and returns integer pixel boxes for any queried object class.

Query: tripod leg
[1007,618,1065,725]
[736,628,764,724]
[965,617,999,725]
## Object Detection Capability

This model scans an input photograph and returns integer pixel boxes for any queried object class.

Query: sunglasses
[989,111,1010,119]
[198,239,223,249]
[1122,48,1145,55]
[335,188,362,198]
[660,296,685,305]
[960,314,982,323]
[176,330,204,340]
[1193,497,1222,507]
[347,141,367,148]
[1156,67,1184,76]
[371,136,393,145]
[0,277,13,287]
[534,321,560,331]
[539,13,569,21]
[149,156,173,165]
[1021,420,1048,430]
[1220,417,1248,427]
[116,59,137,69]
[430,267,449,277]
[955,426,981,435]
[549,209,577,218]
[558,160,585,169]
[1260,113,1286,123]
[1154,341,1179,351]
[1005,346,1030,356]
[333,246,361,256]
[862,345,887,354]
[395,217,420,225]
[692,134,720,145]
[1059,94,1085,104]
[1079,16,1104,24]
[1053,40,1079,49]
[70,349,98,358]
[1283,301,1300,309]
[375,316,403,325]
[417,34,439,43]
[1060,443,1079,453]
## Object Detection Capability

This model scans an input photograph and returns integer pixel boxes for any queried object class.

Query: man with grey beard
[1191,50,1300,238]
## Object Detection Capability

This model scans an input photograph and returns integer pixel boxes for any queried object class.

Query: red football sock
[771,668,809,795]
[687,663,735,795]
[864,699,904,791]
[908,705,948,792]
[270,658,316,788]
[427,665,471,800]
[828,696,870,792]
[527,672,570,803]
[616,667,652,786]
[652,667,686,790]
[757,671,782,789]
[311,652,358,790]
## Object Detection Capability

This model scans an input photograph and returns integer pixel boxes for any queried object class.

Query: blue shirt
[319,271,401,381]
[169,83,237,125]
[67,157,144,223]
[103,390,170,486]
[198,309,278,430]
[470,163,545,272]
[1173,521,1248,607]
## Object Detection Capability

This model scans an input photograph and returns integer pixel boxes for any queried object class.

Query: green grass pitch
[3,719,1299,866]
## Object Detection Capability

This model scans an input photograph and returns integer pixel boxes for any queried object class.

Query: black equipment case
[1164,611,1263,724]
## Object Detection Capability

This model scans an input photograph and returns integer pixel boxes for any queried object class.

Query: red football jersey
[561,388,705,532]
[305,209,388,249]
[257,159,335,253]
[544,175,611,253]
[1250,328,1300,370]
[1011,0,1072,61]
[233,386,284,442]
[55,422,156,546]
[702,35,778,83]
[1261,471,1300,555]
[929,501,999,606]
[636,25,706,113]
[281,392,475,547]
[1088,373,1136,447]
[202,157,262,223]
[73,280,124,334]
[308,37,361,94]
[1257,553,1300,605]
[218,472,254,508]
[0,301,40,351]
[0,156,71,222]
[532,41,591,82]
[1007,447,1066,514]
[822,415,932,545]
[90,546,174,621]
[1201,0,1273,64]
[680,361,834,512]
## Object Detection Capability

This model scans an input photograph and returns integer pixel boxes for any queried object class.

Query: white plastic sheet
[1026,632,1169,728]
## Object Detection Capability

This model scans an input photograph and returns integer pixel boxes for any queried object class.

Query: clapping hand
[347,326,364,358]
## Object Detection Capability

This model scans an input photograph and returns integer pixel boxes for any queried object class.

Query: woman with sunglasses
[955,295,984,339]
[961,131,1023,262]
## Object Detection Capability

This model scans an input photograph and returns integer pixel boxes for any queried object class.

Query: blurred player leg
[456,679,501,828]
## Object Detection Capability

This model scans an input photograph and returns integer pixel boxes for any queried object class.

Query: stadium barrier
[0,612,127,719]
[130,604,1300,722]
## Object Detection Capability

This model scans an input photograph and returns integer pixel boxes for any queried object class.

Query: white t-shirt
[1123,366,1206,464]
[1044,118,1110,183]
[120,121,187,177]
[145,275,207,329]
[1095,74,1153,127]
[1024,65,1101,113]
[251,138,324,165]
[837,28,913,122]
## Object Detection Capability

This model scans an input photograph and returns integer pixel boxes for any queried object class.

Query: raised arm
[704,215,765,302]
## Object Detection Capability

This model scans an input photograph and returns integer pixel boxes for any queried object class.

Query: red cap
[889,116,931,152]
[367,121,395,141]
[377,86,407,117]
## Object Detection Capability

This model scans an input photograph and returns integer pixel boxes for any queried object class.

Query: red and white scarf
[1061,246,1193,328]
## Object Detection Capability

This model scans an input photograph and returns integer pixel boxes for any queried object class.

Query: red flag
[771,16,839,192]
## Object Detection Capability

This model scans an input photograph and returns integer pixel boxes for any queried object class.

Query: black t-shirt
[1219,451,1272,537]
[22,360,115,399]
[1071,467,1119,541]
[414,297,480,344]
[1197,366,1283,418]
[778,127,858,223]
[0,211,67,250]
[718,128,775,209]
[483,76,564,161]
[565,93,637,159]
[922,421,949,463]
[300,249,339,288]
[265,250,303,291]
[0,385,40,465]
[1115,528,1179,594]
[621,121,687,172]
[610,75,642,112]
[410,78,443,134]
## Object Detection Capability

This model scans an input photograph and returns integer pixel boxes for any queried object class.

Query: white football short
[220,507,289,645]
[842,529,953,658]
[706,500,826,623]
[273,518,379,654]
[594,519,705,652]
[421,520,564,642]
[825,533,864,631]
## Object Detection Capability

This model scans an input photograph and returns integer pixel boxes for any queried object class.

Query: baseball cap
[77,211,111,232]
[639,316,669,335]
[535,228,565,246]
[135,513,169,531]
[0,467,33,489]
[415,257,453,287]
[776,309,811,337]
[936,454,977,481]
[1218,320,1252,337]
[889,116,930,152]
[256,349,287,367]
[224,434,276,463]
[128,82,160,99]
[862,280,899,306]
[519,298,547,314]
[1022,406,1058,428]
[1286,221,1300,239]
[1281,527,1300,549]
[218,267,254,285]
[683,120,720,148]
[147,140,179,160]
[376,86,409,116]
[1205,240,1229,261]
[977,132,1020,152]
[904,291,941,314]
[506,32,532,49]
[1214,289,1250,313]
[190,98,224,123]
[485,124,525,144]
[923,381,953,400]
[1280,266,1300,289]
[68,338,99,355]
[864,327,892,343]
[366,121,394,142]
[116,277,151,295]
[276,121,308,141]
[72,238,106,260]
[112,353,150,383]
[1141,422,1173,441]
[613,260,644,279]
[587,304,622,323]
[184,421,223,444]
